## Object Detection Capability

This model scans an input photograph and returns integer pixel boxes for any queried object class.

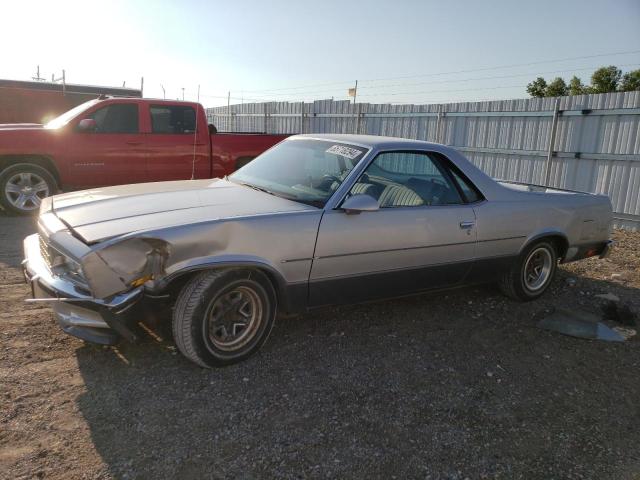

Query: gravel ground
[1,214,639,480]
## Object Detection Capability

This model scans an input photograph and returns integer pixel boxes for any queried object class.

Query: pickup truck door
[65,102,147,187]
[143,103,210,181]
[309,150,477,306]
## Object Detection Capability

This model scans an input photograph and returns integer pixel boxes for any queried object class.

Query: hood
[0,123,43,130]
[49,179,317,244]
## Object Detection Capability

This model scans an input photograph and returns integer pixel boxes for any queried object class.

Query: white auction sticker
[326,145,362,159]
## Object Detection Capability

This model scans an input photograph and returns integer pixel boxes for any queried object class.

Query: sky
[2,0,639,107]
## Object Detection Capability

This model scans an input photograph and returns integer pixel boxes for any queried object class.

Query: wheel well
[526,234,569,260]
[160,265,286,310]
[0,155,61,189]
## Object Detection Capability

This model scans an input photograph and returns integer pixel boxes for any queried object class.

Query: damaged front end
[22,215,171,345]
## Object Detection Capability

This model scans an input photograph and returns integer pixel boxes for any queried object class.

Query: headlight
[51,252,85,282]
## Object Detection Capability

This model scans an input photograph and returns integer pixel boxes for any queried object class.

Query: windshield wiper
[238,182,277,197]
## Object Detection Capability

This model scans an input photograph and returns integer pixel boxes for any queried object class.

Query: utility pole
[32,65,45,82]
[140,77,144,97]
[181,88,185,101]
[160,84,165,99]
[197,84,200,102]
[353,80,358,104]
[53,70,66,96]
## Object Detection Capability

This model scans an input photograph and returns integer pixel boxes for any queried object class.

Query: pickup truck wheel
[498,241,557,301]
[172,269,276,368]
[0,164,56,215]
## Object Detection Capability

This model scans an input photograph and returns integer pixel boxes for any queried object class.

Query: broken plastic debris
[537,308,625,342]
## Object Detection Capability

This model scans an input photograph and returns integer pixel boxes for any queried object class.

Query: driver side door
[309,150,478,306]
[64,102,147,187]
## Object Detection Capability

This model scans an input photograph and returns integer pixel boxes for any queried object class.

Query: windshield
[44,99,101,129]
[228,139,368,207]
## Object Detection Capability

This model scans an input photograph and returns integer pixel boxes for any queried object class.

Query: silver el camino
[23,135,613,367]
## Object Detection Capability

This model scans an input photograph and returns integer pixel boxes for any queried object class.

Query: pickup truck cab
[0,97,289,214]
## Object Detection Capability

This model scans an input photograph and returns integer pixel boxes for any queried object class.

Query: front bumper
[23,234,143,345]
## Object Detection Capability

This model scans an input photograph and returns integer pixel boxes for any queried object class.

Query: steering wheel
[322,174,342,184]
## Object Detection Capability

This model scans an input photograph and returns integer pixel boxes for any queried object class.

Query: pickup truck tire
[172,269,276,368]
[498,240,558,301]
[0,163,57,216]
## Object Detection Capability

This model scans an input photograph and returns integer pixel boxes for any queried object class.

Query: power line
[360,49,640,82]
[357,62,640,91]
[210,62,640,101]
[237,49,640,94]
[358,84,528,98]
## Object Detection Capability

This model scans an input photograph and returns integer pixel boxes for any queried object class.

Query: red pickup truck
[0,97,289,214]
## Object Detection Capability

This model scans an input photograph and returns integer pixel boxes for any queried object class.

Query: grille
[38,234,53,269]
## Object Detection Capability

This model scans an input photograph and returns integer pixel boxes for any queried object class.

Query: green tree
[527,77,548,98]
[590,66,622,94]
[619,69,640,92]
[546,77,568,97]
[568,76,589,95]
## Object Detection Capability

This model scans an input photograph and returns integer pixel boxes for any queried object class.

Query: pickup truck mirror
[77,118,97,132]
[341,194,379,214]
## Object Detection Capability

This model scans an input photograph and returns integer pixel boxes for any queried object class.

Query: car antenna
[190,85,200,180]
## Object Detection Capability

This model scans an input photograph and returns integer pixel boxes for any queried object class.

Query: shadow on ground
[75,274,640,479]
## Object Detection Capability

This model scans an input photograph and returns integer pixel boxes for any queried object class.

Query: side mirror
[340,194,379,214]
[77,118,97,132]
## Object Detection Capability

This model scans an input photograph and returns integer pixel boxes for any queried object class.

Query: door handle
[126,141,142,145]
[459,221,475,229]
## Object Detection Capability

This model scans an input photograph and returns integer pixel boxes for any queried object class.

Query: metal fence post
[355,103,361,135]
[264,103,268,134]
[544,97,561,186]
[301,101,305,134]
[434,105,441,143]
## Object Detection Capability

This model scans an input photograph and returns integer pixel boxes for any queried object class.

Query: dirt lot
[1,214,639,480]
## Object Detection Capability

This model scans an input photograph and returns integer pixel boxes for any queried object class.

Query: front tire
[172,269,276,368]
[0,163,57,215]
[499,241,558,301]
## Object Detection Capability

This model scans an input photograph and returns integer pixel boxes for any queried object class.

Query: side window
[89,104,138,133]
[350,151,463,207]
[150,105,196,134]
[450,168,482,203]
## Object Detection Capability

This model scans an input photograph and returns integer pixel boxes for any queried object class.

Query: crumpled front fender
[81,237,170,299]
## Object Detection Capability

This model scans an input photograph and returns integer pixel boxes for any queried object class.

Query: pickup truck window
[150,105,196,134]
[89,104,138,134]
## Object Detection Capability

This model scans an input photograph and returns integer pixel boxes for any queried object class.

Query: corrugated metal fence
[207,91,640,230]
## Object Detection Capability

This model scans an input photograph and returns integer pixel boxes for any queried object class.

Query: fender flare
[154,259,306,314]
[518,230,569,259]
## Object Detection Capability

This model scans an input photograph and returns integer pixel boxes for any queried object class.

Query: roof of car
[295,133,444,150]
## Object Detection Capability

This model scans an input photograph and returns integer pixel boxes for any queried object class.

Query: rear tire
[499,240,557,301]
[0,163,57,215]
[172,269,276,368]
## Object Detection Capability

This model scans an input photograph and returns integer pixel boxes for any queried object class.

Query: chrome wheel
[4,172,50,211]
[206,286,263,351]
[523,247,553,291]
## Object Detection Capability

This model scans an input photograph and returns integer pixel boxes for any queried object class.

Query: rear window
[150,105,196,134]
